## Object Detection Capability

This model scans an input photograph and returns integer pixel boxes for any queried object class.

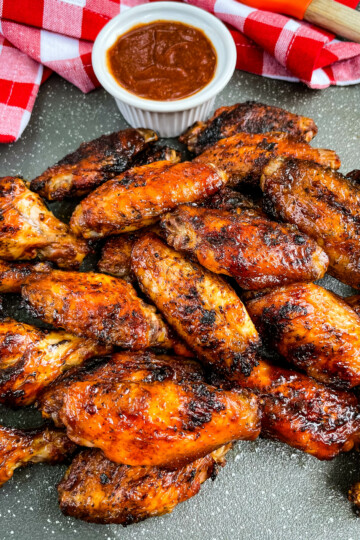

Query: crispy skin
[0,177,89,269]
[39,352,260,467]
[200,187,265,217]
[132,233,261,376]
[30,128,157,200]
[345,295,360,317]
[161,205,328,290]
[226,359,360,460]
[194,132,340,187]
[0,425,76,487]
[346,169,360,184]
[98,232,140,281]
[70,161,227,239]
[179,101,317,153]
[131,145,182,167]
[261,158,360,288]
[22,269,172,350]
[246,283,360,389]
[0,318,111,407]
[58,445,230,525]
[0,260,51,293]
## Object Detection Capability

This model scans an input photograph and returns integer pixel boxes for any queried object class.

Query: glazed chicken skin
[39,352,260,468]
[0,318,111,407]
[0,425,76,488]
[161,205,328,290]
[179,101,318,153]
[22,269,173,350]
[194,132,340,187]
[30,128,158,200]
[225,359,360,460]
[246,283,360,389]
[70,161,227,239]
[58,445,230,525]
[0,177,89,269]
[0,260,51,293]
[132,233,261,377]
[261,158,360,288]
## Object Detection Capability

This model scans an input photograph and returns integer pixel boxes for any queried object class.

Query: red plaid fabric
[0,0,359,143]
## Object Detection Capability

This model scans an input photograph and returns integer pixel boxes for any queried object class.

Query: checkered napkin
[0,0,360,143]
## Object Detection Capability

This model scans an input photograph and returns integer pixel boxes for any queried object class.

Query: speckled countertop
[0,71,359,540]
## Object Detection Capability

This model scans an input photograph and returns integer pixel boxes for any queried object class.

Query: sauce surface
[107,21,217,101]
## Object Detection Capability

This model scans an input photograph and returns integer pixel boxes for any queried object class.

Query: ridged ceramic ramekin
[92,2,237,137]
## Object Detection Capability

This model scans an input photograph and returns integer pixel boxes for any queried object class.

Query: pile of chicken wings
[1,101,360,525]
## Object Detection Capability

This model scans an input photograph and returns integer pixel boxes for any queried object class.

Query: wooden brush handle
[305,0,360,43]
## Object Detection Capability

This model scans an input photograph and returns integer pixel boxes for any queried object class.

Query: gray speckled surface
[0,71,360,540]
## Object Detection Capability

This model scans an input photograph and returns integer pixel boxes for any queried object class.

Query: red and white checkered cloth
[1,0,360,143]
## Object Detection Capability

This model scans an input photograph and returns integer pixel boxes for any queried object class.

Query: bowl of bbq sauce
[92,2,236,137]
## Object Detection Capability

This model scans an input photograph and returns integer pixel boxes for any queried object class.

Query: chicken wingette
[194,132,340,187]
[0,318,111,407]
[246,283,360,389]
[0,425,76,488]
[261,158,360,288]
[0,260,51,293]
[58,445,230,525]
[161,205,328,290]
[21,269,174,350]
[179,101,317,153]
[39,352,260,468]
[70,161,227,239]
[30,128,158,200]
[0,176,89,269]
[131,233,261,376]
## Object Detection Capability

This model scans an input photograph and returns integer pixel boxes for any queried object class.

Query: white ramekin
[92,2,236,137]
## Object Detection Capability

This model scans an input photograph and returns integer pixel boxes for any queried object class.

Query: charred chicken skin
[0,177,89,269]
[0,425,76,488]
[200,187,265,217]
[261,158,360,288]
[0,260,51,293]
[39,351,260,468]
[179,101,318,153]
[194,132,340,187]
[58,445,230,525]
[131,145,181,167]
[0,318,111,407]
[161,205,328,290]
[30,128,158,200]
[22,269,173,350]
[131,233,261,377]
[246,283,360,389]
[70,161,227,239]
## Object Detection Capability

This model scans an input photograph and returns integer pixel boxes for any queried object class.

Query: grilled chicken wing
[70,161,227,239]
[0,425,76,488]
[261,158,360,288]
[200,187,264,217]
[132,233,261,376]
[22,269,173,350]
[0,177,89,269]
[30,128,157,200]
[0,318,111,407]
[39,352,260,468]
[246,283,360,389]
[161,205,328,290]
[225,359,360,460]
[0,260,51,293]
[194,132,340,187]
[58,445,230,525]
[179,101,317,153]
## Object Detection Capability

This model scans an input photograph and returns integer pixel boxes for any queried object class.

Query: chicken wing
[246,283,360,389]
[131,233,261,377]
[161,205,328,290]
[179,101,317,153]
[22,269,173,350]
[0,177,89,269]
[39,351,260,468]
[224,359,360,460]
[30,128,157,200]
[131,145,182,167]
[70,161,227,239]
[58,445,230,525]
[261,158,360,288]
[194,132,340,187]
[199,187,265,217]
[0,317,111,407]
[0,260,51,293]
[0,425,76,488]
